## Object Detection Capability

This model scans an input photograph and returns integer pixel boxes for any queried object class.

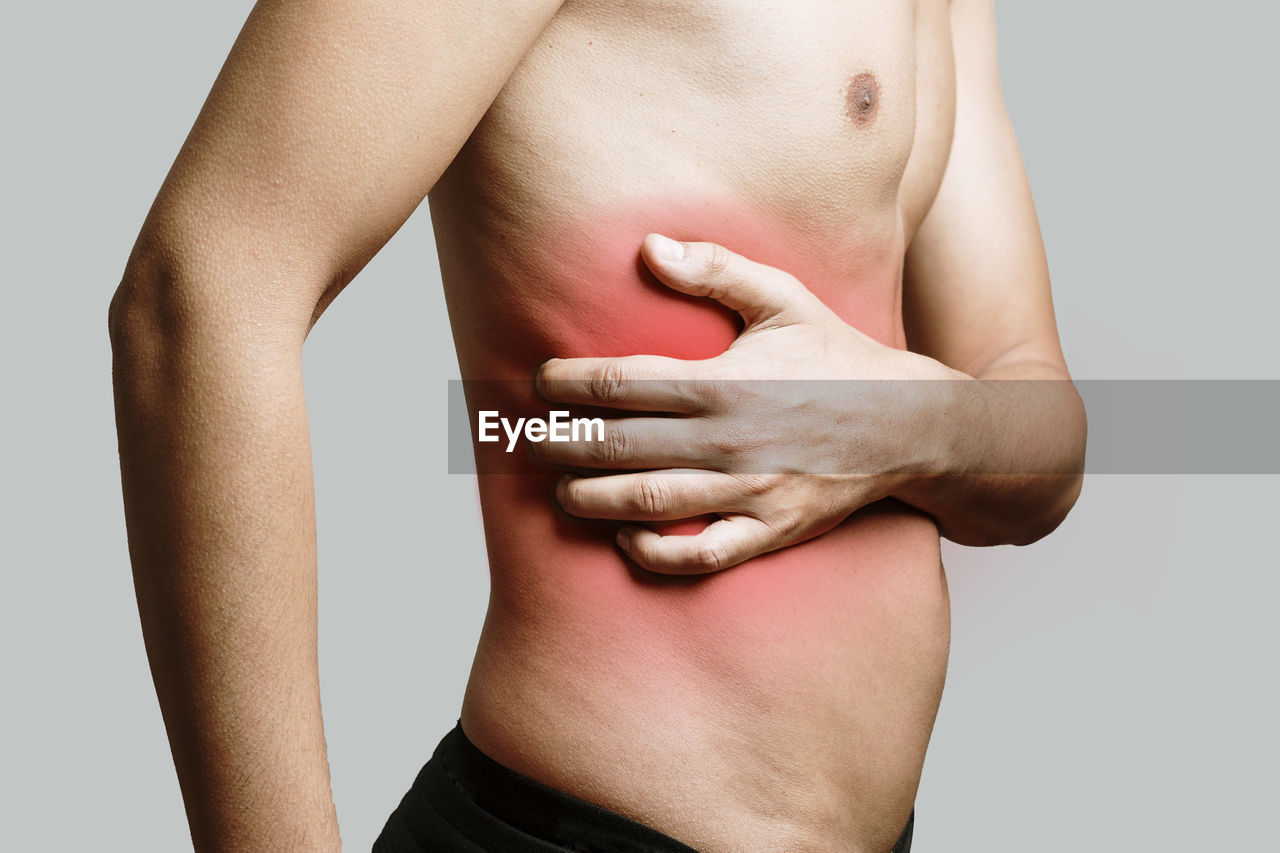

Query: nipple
[846,72,881,126]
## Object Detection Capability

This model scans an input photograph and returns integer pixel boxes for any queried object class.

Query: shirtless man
[109,1,1086,851]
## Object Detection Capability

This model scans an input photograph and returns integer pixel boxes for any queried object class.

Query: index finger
[535,354,715,412]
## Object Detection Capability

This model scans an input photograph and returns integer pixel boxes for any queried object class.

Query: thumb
[641,234,819,328]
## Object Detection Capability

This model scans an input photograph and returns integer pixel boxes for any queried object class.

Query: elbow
[110,233,325,357]
[109,247,185,355]
[1010,387,1088,546]
[109,269,190,429]
[940,471,1085,548]
[107,278,154,353]
[109,272,163,393]
[108,245,225,408]
[942,383,1088,548]
[108,259,190,401]
[1008,470,1085,546]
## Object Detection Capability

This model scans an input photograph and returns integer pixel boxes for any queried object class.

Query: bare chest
[442,0,955,244]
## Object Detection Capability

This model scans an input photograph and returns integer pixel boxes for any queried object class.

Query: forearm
[110,277,339,852]
[893,355,1087,547]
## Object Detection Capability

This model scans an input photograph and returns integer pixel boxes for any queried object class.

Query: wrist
[889,357,977,499]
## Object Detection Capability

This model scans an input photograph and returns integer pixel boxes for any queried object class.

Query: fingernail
[616,526,633,551]
[650,234,685,263]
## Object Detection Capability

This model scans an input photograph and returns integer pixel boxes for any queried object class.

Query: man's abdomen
[463,478,947,852]
[435,198,951,851]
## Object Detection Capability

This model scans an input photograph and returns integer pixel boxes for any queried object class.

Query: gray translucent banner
[447,379,1280,475]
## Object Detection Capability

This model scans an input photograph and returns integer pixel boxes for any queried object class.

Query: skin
[534,234,1084,570]
[109,1,1084,851]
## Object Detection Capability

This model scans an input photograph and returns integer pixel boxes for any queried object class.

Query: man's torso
[433,2,957,849]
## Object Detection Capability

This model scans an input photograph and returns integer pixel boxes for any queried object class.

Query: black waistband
[375,723,913,852]
[444,724,702,851]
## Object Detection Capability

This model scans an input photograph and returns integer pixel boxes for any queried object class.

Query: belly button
[846,72,881,126]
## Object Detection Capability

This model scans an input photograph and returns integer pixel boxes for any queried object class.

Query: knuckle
[671,379,697,410]
[709,424,757,461]
[696,244,735,301]
[700,377,737,409]
[770,507,806,538]
[589,361,628,403]
[633,477,670,516]
[593,426,631,465]
[716,378,750,408]
[691,540,731,573]
[683,379,717,410]
[690,366,744,410]
[736,473,776,499]
[705,243,732,277]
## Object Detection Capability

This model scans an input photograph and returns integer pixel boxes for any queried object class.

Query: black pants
[373,724,914,852]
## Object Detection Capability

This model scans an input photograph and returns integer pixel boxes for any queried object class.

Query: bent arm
[109,2,563,848]
[897,0,1086,546]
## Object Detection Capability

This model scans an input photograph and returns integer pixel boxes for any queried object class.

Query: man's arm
[109,2,562,849]
[896,0,1086,544]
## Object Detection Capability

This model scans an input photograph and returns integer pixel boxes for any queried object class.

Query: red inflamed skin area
[436,196,951,824]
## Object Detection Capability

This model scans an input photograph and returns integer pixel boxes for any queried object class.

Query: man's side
[440,3,953,850]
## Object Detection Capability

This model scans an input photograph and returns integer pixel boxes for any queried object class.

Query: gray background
[3,1,1275,849]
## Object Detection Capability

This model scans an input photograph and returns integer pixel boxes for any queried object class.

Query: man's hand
[533,0,1090,575]
[535,234,964,575]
